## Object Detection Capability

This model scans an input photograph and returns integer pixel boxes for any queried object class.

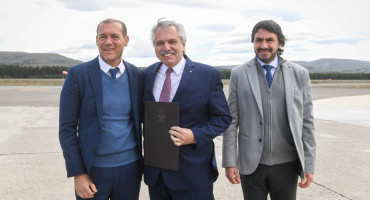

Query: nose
[260,40,268,48]
[105,36,113,45]
[163,42,171,51]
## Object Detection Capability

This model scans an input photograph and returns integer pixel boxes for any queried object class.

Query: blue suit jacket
[143,55,231,190]
[59,57,144,177]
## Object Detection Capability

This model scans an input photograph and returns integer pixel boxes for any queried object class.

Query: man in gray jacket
[222,20,316,200]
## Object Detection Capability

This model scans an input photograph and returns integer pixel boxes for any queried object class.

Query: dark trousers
[240,160,300,200]
[148,173,214,200]
[76,160,141,200]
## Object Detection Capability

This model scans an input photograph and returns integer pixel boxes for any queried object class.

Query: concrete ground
[0,85,369,200]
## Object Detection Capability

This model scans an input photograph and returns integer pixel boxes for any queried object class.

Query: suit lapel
[147,63,161,101]
[246,61,263,117]
[282,62,294,123]
[125,61,137,116]
[88,57,103,128]
[172,57,195,102]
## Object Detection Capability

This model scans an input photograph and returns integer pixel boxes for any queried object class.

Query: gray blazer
[222,57,316,178]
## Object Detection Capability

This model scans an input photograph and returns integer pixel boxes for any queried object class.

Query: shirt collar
[257,56,279,69]
[98,55,125,73]
[159,56,186,76]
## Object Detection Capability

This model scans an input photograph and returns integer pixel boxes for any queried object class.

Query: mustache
[160,50,176,55]
[257,48,272,53]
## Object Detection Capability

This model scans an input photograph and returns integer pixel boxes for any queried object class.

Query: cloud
[221,37,251,45]
[313,38,364,45]
[243,9,304,22]
[55,0,221,11]
[58,43,96,54]
[196,24,236,32]
[55,0,139,11]
[211,43,253,54]
[124,36,155,58]
[143,0,222,8]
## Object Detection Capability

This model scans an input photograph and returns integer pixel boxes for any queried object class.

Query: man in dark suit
[59,18,143,200]
[222,20,316,200]
[143,19,231,200]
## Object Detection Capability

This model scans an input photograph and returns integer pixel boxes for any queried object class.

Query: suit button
[99,130,102,133]
[259,138,262,142]
[259,122,262,125]
[92,149,96,153]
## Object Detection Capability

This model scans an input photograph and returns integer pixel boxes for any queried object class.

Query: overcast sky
[1,0,369,67]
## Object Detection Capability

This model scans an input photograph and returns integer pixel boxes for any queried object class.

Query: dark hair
[97,18,127,36]
[251,20,286,55]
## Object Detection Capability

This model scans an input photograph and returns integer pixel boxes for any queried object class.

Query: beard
[256,48,278,64]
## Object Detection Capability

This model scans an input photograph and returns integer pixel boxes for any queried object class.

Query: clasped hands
[169,126,196,146]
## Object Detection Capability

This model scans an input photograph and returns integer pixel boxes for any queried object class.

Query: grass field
[1,79,370,88]
[0,79,65,86]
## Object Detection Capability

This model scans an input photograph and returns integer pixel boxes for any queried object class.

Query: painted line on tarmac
[313,181,354,200]
[363,150,370,154]
[19,89,48,91]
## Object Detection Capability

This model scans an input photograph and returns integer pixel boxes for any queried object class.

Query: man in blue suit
[59,18,143,200]
[143,19,231,200]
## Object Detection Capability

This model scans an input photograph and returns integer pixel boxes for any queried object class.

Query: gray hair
[151,19,187,46]
[97,18,127,36]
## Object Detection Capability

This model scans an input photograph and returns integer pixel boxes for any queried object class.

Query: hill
[294,58,370,73]
[216,58,370,73]
[1,51,370,73]
[0,51,82,67]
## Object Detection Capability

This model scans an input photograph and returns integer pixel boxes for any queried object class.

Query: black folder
[144,101,179,171]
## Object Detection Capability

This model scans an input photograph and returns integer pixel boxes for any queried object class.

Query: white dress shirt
[153,57,186,102]
[98,55,125,78]
[257,56,279,77]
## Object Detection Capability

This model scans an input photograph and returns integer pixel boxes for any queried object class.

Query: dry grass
[310,79,370,89]
[222,79,370,89]
[0,79,65,86]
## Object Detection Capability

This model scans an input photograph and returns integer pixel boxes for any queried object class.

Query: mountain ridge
[1,51,370,73]
[0,51,82,67]
[217,58,370,73]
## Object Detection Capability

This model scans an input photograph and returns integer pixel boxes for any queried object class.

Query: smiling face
[96,22,129,67]
[154,26,185,68]
[253,28,281,64]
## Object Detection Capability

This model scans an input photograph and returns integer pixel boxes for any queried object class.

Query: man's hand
[169,126,196,146]
[298,172,314,188]
[74,174,97,199]
[225,167,241,184]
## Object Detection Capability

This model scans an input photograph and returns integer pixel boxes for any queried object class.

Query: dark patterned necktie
[159,68,173,102]
[262,65,273,88]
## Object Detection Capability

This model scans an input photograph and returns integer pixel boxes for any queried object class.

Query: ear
[182,42,186,52]
[124,36,129,47]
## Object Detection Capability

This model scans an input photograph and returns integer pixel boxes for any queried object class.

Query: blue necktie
[262,65,273,88]
[109,68,119,79]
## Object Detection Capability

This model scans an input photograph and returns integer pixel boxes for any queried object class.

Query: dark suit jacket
[143,55,231,190]
[59,56,144,177]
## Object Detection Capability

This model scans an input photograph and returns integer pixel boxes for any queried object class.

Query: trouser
[240,160,300,200]
[148,173,214,200]
[76,160,141,200]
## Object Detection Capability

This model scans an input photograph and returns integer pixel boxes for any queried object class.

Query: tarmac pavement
[0,85,369,200]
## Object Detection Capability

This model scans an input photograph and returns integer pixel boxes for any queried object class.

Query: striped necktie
[262,65,273,88]
[159,68,173,102]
